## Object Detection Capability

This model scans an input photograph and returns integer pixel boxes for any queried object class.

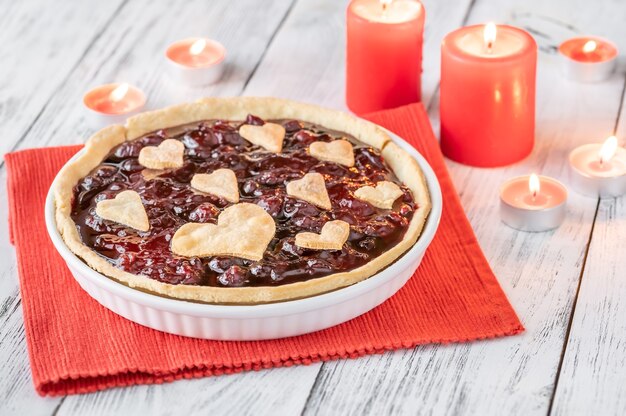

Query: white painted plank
[550,83,626,416]
[301,0,626,414]
[55,364,319,416]
[0,0,125,159]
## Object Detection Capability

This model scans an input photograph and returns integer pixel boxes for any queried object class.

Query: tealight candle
[83,83,146,128]
[165,37,226,87]
[440,23,537,167]
[500,174,567,232]
[569,135,626,198]
[346,0,425,115]
[558,36,618,82]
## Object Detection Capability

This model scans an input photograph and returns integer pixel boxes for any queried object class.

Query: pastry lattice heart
[295,220,350,250]
[95,190,150,232]
[309,139,355,167]
[191,169,240,203]
[138,139,185,169]
[171,203,276,261]
[239,122,285,153]
[286,172,331,210]
[354,181,404,209]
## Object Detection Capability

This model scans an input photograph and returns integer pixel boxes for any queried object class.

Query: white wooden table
[1,0,625,414]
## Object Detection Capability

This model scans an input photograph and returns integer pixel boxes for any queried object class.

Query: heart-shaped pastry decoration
[354,181,404,209]
[191,169,240,203]
[295,220,350,250]
[138,139,185,169]
[286,172,331,210]
[171,203,276,261]
[309,139,355,167]
[95,190,150,232]
[239,123,285,153]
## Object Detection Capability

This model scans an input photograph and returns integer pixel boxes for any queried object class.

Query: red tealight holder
[558,36,618,82]
[83,83,146,128]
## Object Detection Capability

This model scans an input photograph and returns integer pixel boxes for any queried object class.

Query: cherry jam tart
[71,116,417,287]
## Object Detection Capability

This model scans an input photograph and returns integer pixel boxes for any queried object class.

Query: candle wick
[486,41,493,54]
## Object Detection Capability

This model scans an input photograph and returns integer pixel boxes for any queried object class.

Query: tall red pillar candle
[346,0,425,115]
[440,24,537,167]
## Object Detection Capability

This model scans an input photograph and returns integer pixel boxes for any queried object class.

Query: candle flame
[109,83,129,102]
[529,174,540,198]
[189,39,207,56]
[484,22,497,52]
[582,40,597,53]
[598,135,618,164]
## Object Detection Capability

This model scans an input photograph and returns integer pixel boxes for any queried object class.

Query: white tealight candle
[165,37,226,87]
[500,174,568,232]
[83,83,146,128]
[569,135,626,198]
[558,36,618,82]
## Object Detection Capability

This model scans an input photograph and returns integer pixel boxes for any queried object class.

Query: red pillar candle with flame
[346,0,425,115]
[440,23,537,167]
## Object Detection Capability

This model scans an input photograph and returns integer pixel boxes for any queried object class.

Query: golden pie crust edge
[54,97,431,305]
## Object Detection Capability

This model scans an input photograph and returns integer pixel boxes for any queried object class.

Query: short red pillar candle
[440,23,537,167]
[346,0,425,115]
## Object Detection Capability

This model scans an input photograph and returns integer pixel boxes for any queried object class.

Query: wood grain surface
[1,0,624,415]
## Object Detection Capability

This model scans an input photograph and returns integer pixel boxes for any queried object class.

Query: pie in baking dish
[54,97,430,304]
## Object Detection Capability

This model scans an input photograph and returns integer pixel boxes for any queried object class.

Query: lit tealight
[165,37,226,87]
[569,135,626,198]
[83,83,146,128]
[558,36,618,82]
[500,174,567,232]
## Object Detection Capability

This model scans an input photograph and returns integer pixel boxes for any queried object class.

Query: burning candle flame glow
[109,83,129,102]
[582,40,597,54]
[484,22,497,52]
[598,135,618,164]
[529,174,540,198]
[189,39,207,56]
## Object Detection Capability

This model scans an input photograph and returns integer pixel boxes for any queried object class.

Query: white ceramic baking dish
[45,131,442,340]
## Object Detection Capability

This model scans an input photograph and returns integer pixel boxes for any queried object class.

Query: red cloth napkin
[6,103,523,396]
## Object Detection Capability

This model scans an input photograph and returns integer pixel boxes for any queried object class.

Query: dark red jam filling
[71,115,417,287]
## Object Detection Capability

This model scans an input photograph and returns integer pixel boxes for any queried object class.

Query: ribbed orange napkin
[5,103,523,396]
